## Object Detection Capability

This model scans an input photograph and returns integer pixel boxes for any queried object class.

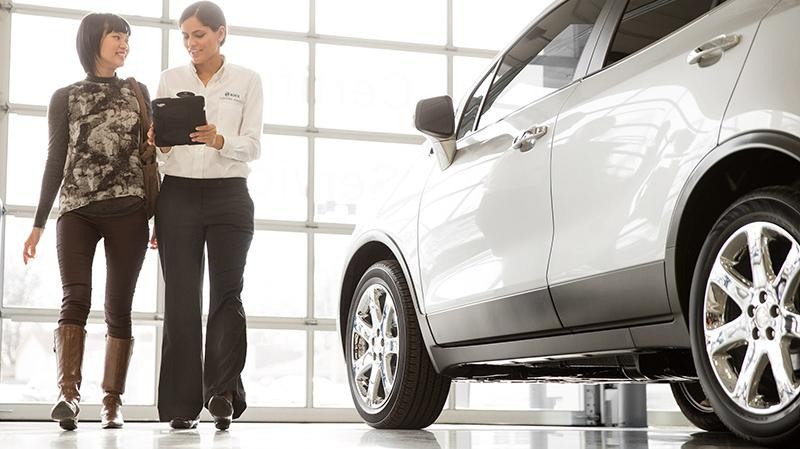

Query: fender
[337,229,440,369]
[665,129,800,320]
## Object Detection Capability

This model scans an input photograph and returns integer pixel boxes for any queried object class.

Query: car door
[547,0,780,329]
[417,0,611,345]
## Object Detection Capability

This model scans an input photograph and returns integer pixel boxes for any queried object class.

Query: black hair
[76,13,131,75]
[179,1,227,46]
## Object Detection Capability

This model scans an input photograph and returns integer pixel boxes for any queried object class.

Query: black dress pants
[156,175,254,421]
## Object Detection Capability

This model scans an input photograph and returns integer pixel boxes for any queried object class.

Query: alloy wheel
[349,283,400,412]
[704,221,800,414]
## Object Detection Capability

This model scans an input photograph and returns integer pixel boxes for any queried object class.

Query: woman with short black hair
[148,0,262,431]
[23,12,152,430]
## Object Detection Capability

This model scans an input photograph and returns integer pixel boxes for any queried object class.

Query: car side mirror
[415,96,454,138]
[415,96,456,170]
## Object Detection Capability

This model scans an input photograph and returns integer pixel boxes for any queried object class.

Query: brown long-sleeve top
[33,74,152,228]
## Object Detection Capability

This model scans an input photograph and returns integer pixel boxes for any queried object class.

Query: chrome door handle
[687,34,741,67]
[511,125,548,152]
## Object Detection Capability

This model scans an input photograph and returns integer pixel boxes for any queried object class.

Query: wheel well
[674,148,800,325]
[339,241,396,345]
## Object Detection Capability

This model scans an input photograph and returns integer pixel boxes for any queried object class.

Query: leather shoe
[208,392,233,430]
[169,417,199,429]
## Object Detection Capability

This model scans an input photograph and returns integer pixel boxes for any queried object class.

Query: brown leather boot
[50,324,86,430]
[100,335,134,429]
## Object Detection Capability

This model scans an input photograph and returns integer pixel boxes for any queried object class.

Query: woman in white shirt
[148,1,262,431]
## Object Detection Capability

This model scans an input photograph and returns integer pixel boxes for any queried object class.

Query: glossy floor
[0,422,768,449]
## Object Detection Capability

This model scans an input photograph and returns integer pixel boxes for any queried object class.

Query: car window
[476,0,608,131]
[603,0,727,67]
[456,64,497,140]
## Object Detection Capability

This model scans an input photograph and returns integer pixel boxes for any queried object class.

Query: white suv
[337,0,800,445]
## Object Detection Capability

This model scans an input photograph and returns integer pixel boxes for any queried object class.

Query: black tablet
[151,94,207,147]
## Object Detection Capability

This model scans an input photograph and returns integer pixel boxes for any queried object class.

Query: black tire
[670,382,727,431]
[345,260,451,429]
[690,186,800,447]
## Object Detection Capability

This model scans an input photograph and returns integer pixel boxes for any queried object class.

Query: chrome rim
[350,283,400,412]
[704,221,800,415]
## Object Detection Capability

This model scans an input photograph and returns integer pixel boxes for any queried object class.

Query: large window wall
[0,0,680,424]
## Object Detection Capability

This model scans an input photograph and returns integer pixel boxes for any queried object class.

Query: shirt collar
[189,54,227,83]
[85,73,120,84]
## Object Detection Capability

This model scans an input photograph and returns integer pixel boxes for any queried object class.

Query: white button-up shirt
[155,58,263,178]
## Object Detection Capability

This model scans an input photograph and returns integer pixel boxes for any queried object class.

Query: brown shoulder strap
[126,77,151,132]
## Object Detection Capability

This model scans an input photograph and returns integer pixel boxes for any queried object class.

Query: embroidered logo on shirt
[222,91,242,103]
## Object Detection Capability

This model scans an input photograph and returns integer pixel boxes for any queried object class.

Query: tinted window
[476,0,608,130]
[457,65,496,139]
[604,0,725,67]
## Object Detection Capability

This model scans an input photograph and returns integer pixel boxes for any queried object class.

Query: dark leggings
[56,206,149,339]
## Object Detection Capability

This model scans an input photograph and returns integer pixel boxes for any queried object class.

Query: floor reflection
[0,423,770,449]
[422,428,766,449]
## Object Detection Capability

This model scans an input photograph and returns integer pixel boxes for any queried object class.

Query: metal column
[583,383,647,427]
[617,384,647,428]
